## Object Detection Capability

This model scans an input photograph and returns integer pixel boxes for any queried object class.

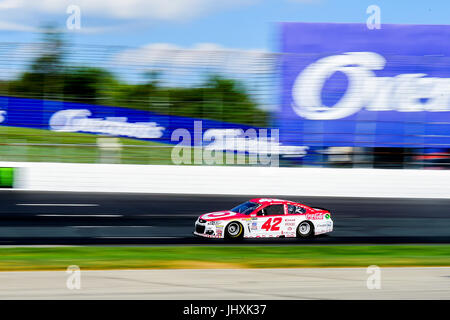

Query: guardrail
[3,161,450,198]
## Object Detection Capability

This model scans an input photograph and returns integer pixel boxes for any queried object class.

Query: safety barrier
[2,161,450,199]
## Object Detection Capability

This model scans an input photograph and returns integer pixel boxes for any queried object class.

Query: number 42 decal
[261,217,282,231]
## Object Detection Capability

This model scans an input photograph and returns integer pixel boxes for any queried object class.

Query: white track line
[96,236,180,239]
[36,214,122,218]
[73,226,152,228]
[17,204,99,207]
[141,214,198,217]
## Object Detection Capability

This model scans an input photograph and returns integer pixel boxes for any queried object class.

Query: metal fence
[0,42,448,168]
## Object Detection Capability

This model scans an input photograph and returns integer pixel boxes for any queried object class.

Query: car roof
[250,198,300,205]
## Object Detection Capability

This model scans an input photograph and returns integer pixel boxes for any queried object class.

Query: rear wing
[312,207,330,212]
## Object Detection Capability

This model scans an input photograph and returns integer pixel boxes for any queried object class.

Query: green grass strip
[0,245,449,271]
[0,167,14,187]
[0,126,253,165]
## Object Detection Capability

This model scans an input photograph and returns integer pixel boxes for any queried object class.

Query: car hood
[199,210,244,221]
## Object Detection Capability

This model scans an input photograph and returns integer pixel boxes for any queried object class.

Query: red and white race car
[193,198,333,240]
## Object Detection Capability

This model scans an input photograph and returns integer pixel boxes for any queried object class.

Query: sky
[0,0,448,110]
[0,0,448,51]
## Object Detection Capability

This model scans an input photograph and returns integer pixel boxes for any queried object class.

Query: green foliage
[9,28,66,97]
[6,31,268,127]
[62,67,116,103]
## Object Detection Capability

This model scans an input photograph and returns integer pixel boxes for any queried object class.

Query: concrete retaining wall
[2,161,449,198]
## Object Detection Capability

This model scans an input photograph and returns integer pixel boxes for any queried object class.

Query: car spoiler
[312,207,330,212]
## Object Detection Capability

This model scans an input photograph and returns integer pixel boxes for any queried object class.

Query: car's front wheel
[296,221,314,238]
[225,221,243,241]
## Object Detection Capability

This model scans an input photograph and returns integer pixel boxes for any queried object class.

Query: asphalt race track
[0,191,449,245]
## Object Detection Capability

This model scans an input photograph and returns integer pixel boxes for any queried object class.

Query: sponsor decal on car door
[254,204,286,237]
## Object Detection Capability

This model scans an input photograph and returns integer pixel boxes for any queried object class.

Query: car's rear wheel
[296,221,314,238]
[225,221,243,241]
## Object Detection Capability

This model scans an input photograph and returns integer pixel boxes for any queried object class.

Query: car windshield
[230,201,260,215]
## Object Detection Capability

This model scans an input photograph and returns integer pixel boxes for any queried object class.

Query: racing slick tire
[296,221,314,238]
[224,221,244,241]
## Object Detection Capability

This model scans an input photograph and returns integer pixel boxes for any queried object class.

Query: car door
[254,204,286,237]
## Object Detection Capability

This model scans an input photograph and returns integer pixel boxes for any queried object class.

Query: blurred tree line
[4,31,268,127]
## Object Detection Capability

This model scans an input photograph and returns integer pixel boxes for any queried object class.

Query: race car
[193,198,333,240]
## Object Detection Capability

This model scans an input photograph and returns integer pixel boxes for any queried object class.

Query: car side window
[295,206,306,214]
[258,204,285,216]
[288,204,305,214]
[287,204,296,214]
